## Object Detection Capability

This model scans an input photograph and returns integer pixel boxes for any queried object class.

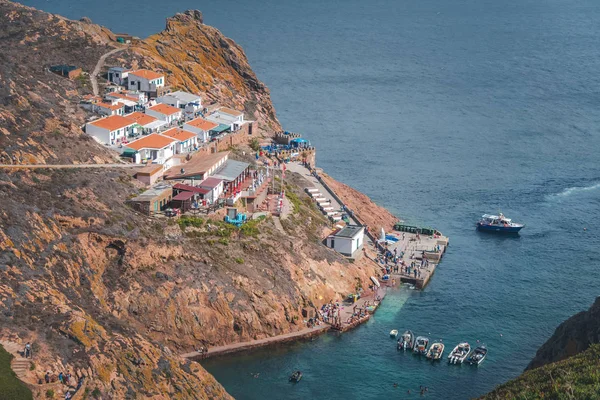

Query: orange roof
[218,107,243,117]
[125,134,177,151]
[97,101,125,111]
[124,112,158,126]
[89,115,135,131]
[161,128,197,142]
[148,103,181,116]
[185,117,219,131]
[129,69,164,81]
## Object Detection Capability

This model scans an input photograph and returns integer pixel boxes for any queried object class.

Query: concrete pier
[380,230,448,289]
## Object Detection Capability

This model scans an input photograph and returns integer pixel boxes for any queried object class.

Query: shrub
[235,257,244,264]
[249,138,260,152]
[92,388,101,399]
[178,216,205,229]
[218,238,229,245]
[45,389,54,398]
[0,345,33,399]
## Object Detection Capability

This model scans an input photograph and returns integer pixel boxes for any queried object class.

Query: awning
[172,191,194,201]
[121,149,137,157]
[210,124,230,134]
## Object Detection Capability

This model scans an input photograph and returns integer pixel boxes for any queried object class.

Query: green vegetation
[45,389,55,398]
[240,216,265,237]
[481,344,600,400]
[234,257,244,264]
[92,387,101,399]
[0,345,33,400]
[249,138,261,152]
[285,190,302,214]
[178,216,205,229]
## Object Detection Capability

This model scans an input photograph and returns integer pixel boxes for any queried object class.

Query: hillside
[481,297,600,399]
[0,1,381,398]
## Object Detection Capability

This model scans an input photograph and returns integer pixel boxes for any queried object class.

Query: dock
[330,286,386,332]
[377,229,448,289]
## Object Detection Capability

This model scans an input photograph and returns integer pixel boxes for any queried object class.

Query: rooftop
[218,107,243,117]
[88,115,135,131]
[172,191,195,201]
[164,151,229,180]
[135,164,163,176]
[185,118,219,131]
[129,69,164,81]
[334,225,364,239]
[212,160,250,182]
[129,183,172,202]
[125,133,177,151]
[198,177,223,189]
[97,101,125,111]
[124,112,158,126]
[148,103,181,116]
[161,128,197,142]
[166,91,201,103]
[173,183,210,195]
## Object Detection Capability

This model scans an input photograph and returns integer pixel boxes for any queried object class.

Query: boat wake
[546,182,600,200]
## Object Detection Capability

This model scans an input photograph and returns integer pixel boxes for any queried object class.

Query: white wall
[146,109,182,123]
[128,75,164,93]
[183,123,210,143]
[85,124,129,145]
[328,229,364,256]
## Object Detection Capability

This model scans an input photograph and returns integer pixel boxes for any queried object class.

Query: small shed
[49,65,82,79]
[171,191,195,213]
[326,225,365,257]
[126,184,172,216]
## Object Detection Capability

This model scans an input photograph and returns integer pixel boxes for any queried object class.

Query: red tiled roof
[161,128,197,142]
[89,115,135,131]
[173,183,210,195]
[172,191,195,201]
[129,69,164,81]
[125,133,177,151]
[199,177,223,188]
[185,118,218,131]
[97,101,125,111]
[124,112,158,126]
[148,103,181,116]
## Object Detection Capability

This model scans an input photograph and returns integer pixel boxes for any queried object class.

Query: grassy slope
[481,344,600,400]
[0,345,33,400]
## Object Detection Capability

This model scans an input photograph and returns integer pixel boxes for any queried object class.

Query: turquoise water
[21,0,600,397]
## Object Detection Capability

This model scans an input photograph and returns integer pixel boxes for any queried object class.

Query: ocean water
[21,0,600,398]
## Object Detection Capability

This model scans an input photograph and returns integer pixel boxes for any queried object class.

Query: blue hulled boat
[477,213,524,233]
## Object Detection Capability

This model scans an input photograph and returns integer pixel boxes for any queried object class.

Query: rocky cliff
[0,2,380,399]
[481,297,600,399]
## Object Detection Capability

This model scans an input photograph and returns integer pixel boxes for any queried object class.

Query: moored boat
[413,336,429,355]
[398,330,414,351]
[476,213,524,233]
[466,345,488,365]
[390,329,399,338]
[289,370,302,383]
[448,342,471,364]
[426,342,445,360]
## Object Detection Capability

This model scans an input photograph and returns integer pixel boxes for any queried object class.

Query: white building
[107,67,130,86]
[183,118,219,143]
[127,70,165,93]
[94,99,125,116]
[198,177,224,203]
[156,91,202,115]
[123,112,167,135]
[85,115,136,145]
[326,226,365,257]
[161,128,199,154]
[145,103,183,124]
[123,133,178,168]
[207,107,245,131]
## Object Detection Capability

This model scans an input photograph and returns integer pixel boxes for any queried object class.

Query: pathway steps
[0,340,30,382]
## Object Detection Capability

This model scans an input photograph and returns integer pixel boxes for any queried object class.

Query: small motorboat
[398,330,414,351]
[466,345,488,365]
[413,336,429,355]
[289,370,302,383]
[448,342,471,364]
[390,329,399,338]
[476,213,524,233]
[426,342,445,361]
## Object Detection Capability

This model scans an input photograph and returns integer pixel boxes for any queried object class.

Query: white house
[124,112,167,135]
[207,107,245,131]
[107,67,130,86]
[85,115,136,145]
[93,99,125,116]
[161,128,199,154]
[326,225,365,257]
[183,118,219,143]
[105,92,143,109]
[198,177,224,203]
[156,91,202,114]
[145,103,182,124]
[123,133,178,168]
[127,70,165,93]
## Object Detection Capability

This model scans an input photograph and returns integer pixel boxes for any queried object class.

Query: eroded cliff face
[526,296,600,371]
[127,10,281,134]
[0,2,380,398]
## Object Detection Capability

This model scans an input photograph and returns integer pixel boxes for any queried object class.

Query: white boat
[413,336,429,355]
[426,342,445,360]
[390,329,398,338]
[448,342,471,364]
[398,330,414,351]
[466,345,488,365]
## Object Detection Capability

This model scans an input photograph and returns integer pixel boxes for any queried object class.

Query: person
[25,342,31,358]
[58,372,64,385]
[45,371,51,384]
[65,392,72,400]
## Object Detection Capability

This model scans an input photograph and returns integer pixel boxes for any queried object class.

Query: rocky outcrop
[526,297,600,371]
[126,10,281,135]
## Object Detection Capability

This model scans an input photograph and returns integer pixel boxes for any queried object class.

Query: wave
[547,182,600,199]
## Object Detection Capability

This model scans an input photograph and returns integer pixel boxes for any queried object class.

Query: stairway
[0,340,31,382]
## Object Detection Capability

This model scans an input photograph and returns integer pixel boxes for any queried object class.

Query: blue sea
[22,0,600,398]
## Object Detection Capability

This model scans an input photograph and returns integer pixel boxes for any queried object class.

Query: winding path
[91,46,128,96]
[0,163,139,169]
